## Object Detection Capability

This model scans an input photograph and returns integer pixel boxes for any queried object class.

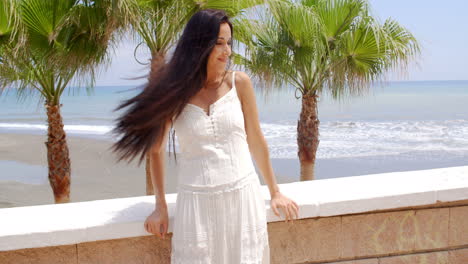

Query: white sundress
[171,71,270,263]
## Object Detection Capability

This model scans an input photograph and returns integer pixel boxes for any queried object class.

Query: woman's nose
[224,45,231,56]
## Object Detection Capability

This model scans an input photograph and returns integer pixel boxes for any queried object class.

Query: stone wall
[268,204,468,264]
[1,166,467,263]
[1,203,466,264]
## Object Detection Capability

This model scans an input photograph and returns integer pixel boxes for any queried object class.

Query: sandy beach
[2,132,468,208]
[0,133,300,208]
[0,133,174,208]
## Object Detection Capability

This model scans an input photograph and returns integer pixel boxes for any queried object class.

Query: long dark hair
[112,9,233,163]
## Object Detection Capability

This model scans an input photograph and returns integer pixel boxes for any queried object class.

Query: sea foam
[1,119,467,160]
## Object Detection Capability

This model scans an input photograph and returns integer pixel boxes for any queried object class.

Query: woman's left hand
[270,191,299,222]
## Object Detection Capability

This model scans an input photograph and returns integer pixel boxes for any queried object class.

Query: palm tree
[234,0,420,180]
[130,0,264,195]
[0,0,136,203]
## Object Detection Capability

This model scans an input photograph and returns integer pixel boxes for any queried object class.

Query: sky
[95,0,468,86]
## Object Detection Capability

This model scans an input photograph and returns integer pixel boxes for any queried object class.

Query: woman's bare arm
[235,71,299,222]
[149,119,172,207]
[235,71,279,197]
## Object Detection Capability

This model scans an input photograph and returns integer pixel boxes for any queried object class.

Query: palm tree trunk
[297,93,320,181]
[45,104,71,203]
[146,52,165,195]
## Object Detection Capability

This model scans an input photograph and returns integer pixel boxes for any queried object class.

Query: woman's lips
[218,58,227,62]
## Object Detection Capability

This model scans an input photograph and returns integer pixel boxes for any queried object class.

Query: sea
[0,80,467,180]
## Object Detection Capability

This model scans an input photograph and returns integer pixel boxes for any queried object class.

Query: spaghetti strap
[231,71,236,89]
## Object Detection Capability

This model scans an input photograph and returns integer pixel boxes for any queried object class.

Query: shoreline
[1,133,467,208]
[0,133,174,208]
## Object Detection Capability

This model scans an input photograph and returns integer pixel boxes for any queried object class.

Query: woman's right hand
[144,204,169,239]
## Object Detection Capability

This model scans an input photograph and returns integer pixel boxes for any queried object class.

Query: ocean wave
[0,123,112,135]
[1,120,468,159]
[260,120,468,159]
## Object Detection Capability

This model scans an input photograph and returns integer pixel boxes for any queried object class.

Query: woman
[113,9,299,263]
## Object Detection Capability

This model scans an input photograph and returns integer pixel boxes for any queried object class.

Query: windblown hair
[112,9,233,163]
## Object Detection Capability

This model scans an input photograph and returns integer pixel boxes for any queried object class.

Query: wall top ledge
[1,166,467,251]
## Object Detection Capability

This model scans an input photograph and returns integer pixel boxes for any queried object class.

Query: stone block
[449,206,468,246]
[0,244,77,264]
[414,208,449,250]
[448,248,468,264]
[268,216,341,264]
[341,211,415,258]
[379,251,449,264]
[77,235,172,264]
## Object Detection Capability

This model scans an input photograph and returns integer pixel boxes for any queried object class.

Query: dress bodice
[173,71,256,186]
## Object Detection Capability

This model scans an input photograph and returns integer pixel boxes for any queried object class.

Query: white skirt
[171,173,270,264]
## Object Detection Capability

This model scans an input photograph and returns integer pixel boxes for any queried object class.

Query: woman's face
[207,22,232,71]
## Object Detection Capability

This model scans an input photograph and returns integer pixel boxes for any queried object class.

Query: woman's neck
[205,68,227,89]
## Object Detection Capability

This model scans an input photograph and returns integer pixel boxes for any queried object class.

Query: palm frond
[269,0,323,49]
[235,0,325,93]
[0,0,18,45]
[131,0,264,69]
[382,18,420,70]
[235,13,294,90]
[0,0,26,54]
[328,14,420,99]
[201,0,265,17]
[313,0,366,42]
[20,0,74,45]
[235,0,420,100]
[1,0,125,104]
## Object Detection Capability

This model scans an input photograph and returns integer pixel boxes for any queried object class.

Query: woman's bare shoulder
[232,71,254,104]
[232,70,250,81]
[233,71,252,92]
